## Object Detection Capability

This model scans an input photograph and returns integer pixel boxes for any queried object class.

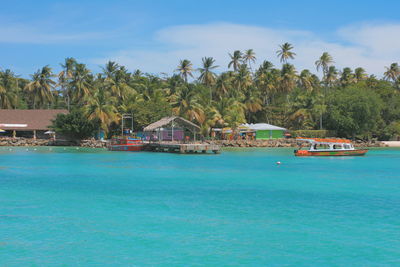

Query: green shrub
[51,110,98,140]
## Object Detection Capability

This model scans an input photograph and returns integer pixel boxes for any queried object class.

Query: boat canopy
[296,137,351,144]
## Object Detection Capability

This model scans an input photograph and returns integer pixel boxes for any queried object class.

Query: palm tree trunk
[67,94,70,111]
[209,85,212,105]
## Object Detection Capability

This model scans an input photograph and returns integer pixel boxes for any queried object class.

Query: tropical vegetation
[1,44,399,140]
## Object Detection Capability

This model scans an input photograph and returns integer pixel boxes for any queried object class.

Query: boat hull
[295,149,368,156]
[108,144,143,152]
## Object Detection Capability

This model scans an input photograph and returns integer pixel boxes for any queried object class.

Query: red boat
[294,138,368,156]
[108,136,144,151]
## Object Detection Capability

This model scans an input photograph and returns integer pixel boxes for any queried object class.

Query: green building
[242,123,287,140]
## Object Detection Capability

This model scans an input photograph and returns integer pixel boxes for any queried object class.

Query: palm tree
[298,70,314,91]
[172,85,205,124]
[59,58,76,79]
[325,66,338,87]
[0,69,19,108]
[289,108,314,130]
[276,43,296,63]
[228,50,242,71]
[225,104,246,133]
[354,67,367,82]
[243,87,262,121]
[59,57,77,110]
[384,63,400,82]
[340,67,355,86]
[209,97,237,127]
[287,92,316,130]
[70,63,92,105]
[84,88,118,134]
[280,63,297,93]
[257,60,274,74]
[214,72,232,99]
[233,65,252,97]
[315,52,334,130]
[198,57,218,105]
[243,49,256,71]
[25,66,55,109]
[255,68,280,105]
[198,57,218,86]
[176,59,193,83]
[315,52,334,80]
[164,74,185,97]
[105,67,132,101]
[102,61,119,79]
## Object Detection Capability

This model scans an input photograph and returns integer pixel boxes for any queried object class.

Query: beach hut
[241,123,286,140]
[143,116,200,142]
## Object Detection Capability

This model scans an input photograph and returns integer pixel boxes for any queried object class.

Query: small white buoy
[276,161,281,165]
[34,148,37,151]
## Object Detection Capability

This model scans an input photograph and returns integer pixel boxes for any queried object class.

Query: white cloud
[0,23,104,44]
[92,22,400,76]
[338,23,400,57]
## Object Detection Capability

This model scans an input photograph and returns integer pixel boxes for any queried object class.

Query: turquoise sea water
[1,147,400,266]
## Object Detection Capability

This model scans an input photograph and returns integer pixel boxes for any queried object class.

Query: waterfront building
[0,109,68,139]
[143,116,200,142]
[242,123,287,140]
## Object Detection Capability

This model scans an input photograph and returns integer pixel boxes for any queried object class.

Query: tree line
[1,43,400,140]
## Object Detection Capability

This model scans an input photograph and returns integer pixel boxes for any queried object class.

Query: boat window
[344,144,350,149]
[313,144,329,150]
[333,144,343,150]
[312,144,317,150]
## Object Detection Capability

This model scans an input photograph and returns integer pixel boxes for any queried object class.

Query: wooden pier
[145,142,221,154]
[142,116,220,154]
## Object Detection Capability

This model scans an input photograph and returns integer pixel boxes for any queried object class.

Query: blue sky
[1,0,399,77]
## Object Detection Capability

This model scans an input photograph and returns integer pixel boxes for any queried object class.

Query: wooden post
[131,114,133,135]
[171,120,174,142]
[33,130,36,140]
[121,117,124,136]
[13,130,16,138]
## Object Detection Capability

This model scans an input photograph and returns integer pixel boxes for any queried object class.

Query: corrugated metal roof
[0,109,68,130]
[241,123,286,131]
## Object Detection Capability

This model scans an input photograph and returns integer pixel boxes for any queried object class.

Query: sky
[0,0,399,78]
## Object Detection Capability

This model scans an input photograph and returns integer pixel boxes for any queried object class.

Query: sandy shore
[381,141,400,147]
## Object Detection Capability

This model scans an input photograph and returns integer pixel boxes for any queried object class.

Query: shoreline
[381,141,400,147]
[0,137,106,148]
[207,139,388,148]
[0,137,391,148]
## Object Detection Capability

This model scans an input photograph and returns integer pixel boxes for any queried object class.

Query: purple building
[143,116,200,142]
[160,128,184,141]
